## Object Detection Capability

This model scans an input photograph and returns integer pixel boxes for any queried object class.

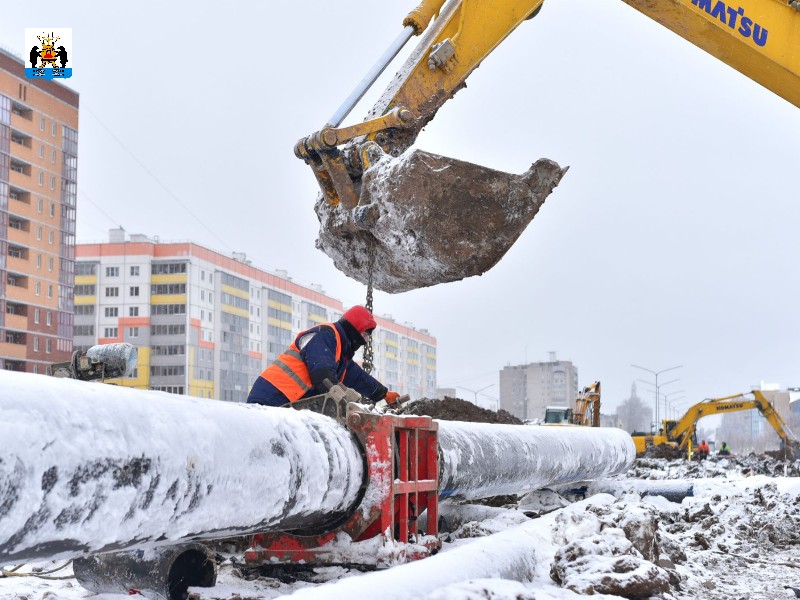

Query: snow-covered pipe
[0,371,364,564]
[438,421,636,500]
[0,372,635,565]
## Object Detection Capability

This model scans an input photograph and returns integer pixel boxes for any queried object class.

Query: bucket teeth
[315,149,567,294]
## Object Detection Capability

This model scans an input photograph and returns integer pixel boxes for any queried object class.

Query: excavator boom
[298,0,800,293]
[634,390,799,458]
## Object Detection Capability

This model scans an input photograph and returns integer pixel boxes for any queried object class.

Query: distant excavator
[631,390,800,460]
[296,0,800,294]
[543,381,601,426]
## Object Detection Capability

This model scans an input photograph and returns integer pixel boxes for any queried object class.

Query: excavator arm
[623,0,800,108]
[298,0,800,293]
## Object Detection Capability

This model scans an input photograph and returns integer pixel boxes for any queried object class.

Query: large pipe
[0,371,634,565]
[438,421,635,500]
[0,371,364,564]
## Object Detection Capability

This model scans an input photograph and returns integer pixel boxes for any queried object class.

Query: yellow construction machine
[297,0,800,294]
[632,390,800,459]
[543,381,601,426]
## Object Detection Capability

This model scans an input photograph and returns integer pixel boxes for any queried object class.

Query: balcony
[9,186,31,205]
[11,101,32,121]
[3,359,27,371]
[6,273,29,290]
[9,159,31,177]
[10,129,32,149]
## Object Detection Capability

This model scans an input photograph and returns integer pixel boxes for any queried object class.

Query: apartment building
[75,230,437,401]
[499,353,579,421]
[0,48,78,373]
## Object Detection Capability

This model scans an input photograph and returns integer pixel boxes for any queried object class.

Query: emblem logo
[24,29,73,80]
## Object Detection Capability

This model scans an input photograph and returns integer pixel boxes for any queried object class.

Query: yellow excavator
[296,0,800,294]
[631,390,800,459]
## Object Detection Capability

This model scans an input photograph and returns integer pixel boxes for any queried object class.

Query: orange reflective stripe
[261,323,344,402]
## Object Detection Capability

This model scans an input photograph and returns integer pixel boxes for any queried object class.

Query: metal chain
[362,239,376,374]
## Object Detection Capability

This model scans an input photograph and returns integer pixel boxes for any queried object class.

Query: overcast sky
[3,1,798,418]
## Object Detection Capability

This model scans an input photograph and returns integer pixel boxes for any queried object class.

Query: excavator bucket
[315,148,567,293]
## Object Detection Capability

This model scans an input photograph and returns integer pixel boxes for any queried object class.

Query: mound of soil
[400,396,523,425]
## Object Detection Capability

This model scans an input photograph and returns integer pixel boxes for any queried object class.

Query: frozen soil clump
[399,396,523,424]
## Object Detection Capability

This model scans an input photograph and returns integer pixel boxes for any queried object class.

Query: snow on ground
[3,455,800,600]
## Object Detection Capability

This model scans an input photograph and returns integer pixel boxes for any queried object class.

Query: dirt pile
[399,396,523,424]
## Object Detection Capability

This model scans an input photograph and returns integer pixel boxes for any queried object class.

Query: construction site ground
[2,397,800,600]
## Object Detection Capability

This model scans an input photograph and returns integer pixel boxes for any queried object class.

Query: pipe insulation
[0,371,635,565]
[437,421,636,500]
[0,371,364,564]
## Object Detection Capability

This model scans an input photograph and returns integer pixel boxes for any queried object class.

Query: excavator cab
[296,0,566,293]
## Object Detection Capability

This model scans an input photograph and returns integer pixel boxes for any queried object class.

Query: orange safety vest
[260,324,343,402]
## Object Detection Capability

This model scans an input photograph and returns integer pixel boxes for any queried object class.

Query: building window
[129,306,139,317]
[151,262,187,275]
[104,327,118,338]
[46,312,51,326]
[35,281,41,295]
[36,226,42,240]
[129,286,139,297]
[39,144,44,159]
[48,257,53,271]
[33,337,39,352]
[48,230,54,244]
[50,176,55,191]
[105,287,119,297]
[128,327,139,338]
[34,308,40,324]
[130,266,139,276]
[46,339,52,353]
[105,307,119,317]
[74,325,95,336]
[39,117,45,131]
[47,284,53,298]
[51,122,57,136]
[74,284,96,295]
[105,266,119,277]
[51,149,56,163]
[49,203,55,217]
[37,198,43,213]
[75,305,95,316]
[36,254,41,268]
[76,262,97,276]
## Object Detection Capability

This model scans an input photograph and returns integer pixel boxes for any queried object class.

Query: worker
[696,439,711,460]
[247,305,400,408]
[719,441,731,456]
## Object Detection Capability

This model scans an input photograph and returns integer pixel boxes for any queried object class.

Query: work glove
[385,391,401,407]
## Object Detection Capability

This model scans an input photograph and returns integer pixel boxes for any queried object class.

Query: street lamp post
[661,390,685,420]
[631,364,682,430]
[458,384,495,408]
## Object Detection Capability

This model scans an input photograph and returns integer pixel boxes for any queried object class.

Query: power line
[82,104,233,252]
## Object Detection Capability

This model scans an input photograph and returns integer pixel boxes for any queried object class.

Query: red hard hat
[342,305,377,333]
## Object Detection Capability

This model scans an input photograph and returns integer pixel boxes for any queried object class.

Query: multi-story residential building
[499,353,579,421]
[74,230,437,400]
[0,48,78,373]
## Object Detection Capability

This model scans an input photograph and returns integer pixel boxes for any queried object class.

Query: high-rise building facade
[499,355,579,421]
[0,48,78,373]
[75,230,437,401]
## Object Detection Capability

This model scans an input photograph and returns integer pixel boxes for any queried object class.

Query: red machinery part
[246,411,441,567]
